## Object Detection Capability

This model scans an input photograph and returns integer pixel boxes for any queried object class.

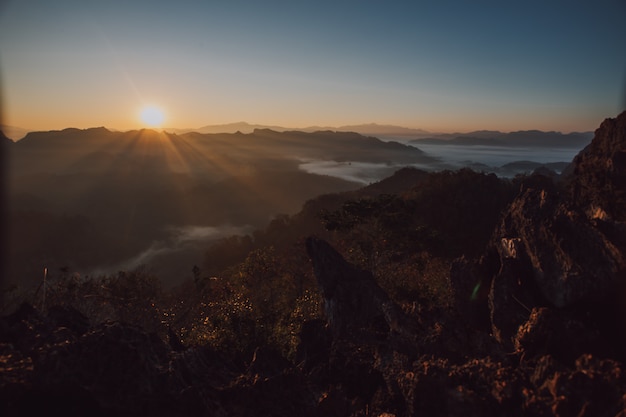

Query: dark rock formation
[497,183,623,308]
[568,111,626,222]
[305,236,418,342]
[453,112,626,351]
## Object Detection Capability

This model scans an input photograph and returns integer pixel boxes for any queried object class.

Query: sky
[0,0,625,133]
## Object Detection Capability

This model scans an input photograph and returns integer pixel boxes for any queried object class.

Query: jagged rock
[305,236,415,341]
[484,175,625,349]
[450,113,626,360]
[497,181,623,308]
[568,111,626,222]
[480,113,626,364]
[488,247,537,346]
[514,307,604,362]
[305,237,430,413]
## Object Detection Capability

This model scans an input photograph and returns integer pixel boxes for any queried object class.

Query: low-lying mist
[297,143,578,184]
[88,224,254,286]
[5,127,592,289]
[298,160,402,185]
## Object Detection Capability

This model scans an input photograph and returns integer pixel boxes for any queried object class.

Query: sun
[140,106,165,127]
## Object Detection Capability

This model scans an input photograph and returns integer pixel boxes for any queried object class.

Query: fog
[414,143,581,168]
[88,224,253,285]
[7,128,589,288]
[299,159,450,184]
[298,161,401,185]
[299,144,580,184]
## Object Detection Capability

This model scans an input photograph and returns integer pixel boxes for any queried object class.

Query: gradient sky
[1,0,625,133]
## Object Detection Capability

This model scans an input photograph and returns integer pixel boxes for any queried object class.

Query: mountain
[4,121,591,146]
[167,122,433,137]
[0,130,14,145]
[0,125,30,141]
[304,123,432,137]
[2,112,625,416]
[7,127,436,287]
[166,121,289,135]
[173,122,592,147]
[11,127,433,176]
[411,129,593,148]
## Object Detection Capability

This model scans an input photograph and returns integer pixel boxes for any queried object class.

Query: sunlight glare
[140,106,165,127]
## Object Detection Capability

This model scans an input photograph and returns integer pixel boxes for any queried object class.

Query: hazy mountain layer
[6,127,434,286]
[410,130,593,148]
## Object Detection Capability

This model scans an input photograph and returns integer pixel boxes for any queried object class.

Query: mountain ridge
[4,122,593,143]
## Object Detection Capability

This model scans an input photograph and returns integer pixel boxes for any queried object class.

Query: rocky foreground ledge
[2,113,626,417]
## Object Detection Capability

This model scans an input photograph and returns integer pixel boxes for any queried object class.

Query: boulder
[305,236,415,341]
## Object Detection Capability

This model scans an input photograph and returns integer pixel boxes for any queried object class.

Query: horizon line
[1,121,596,141]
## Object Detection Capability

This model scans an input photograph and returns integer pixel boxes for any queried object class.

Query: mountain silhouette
[411,130,593,148]
[7,127,435,286]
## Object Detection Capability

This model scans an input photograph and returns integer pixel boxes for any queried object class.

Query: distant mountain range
[410,130,593,148]
[3,122,592,147]
[164,122,432,137]
[2,122,428,140]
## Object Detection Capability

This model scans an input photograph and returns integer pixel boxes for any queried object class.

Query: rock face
[498,181,624,308]
[569,111,626,222]
[305,236,417,342]
[451,112,626,350]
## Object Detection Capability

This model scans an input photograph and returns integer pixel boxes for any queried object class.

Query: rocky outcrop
[451,112,626,351]
[3,233,626,417]
[305,236,418,342]
[568,111,626,222]
[303,238,626,417]
[497,183,623,308]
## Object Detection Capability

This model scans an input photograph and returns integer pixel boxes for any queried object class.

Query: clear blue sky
[1,0,624,132]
